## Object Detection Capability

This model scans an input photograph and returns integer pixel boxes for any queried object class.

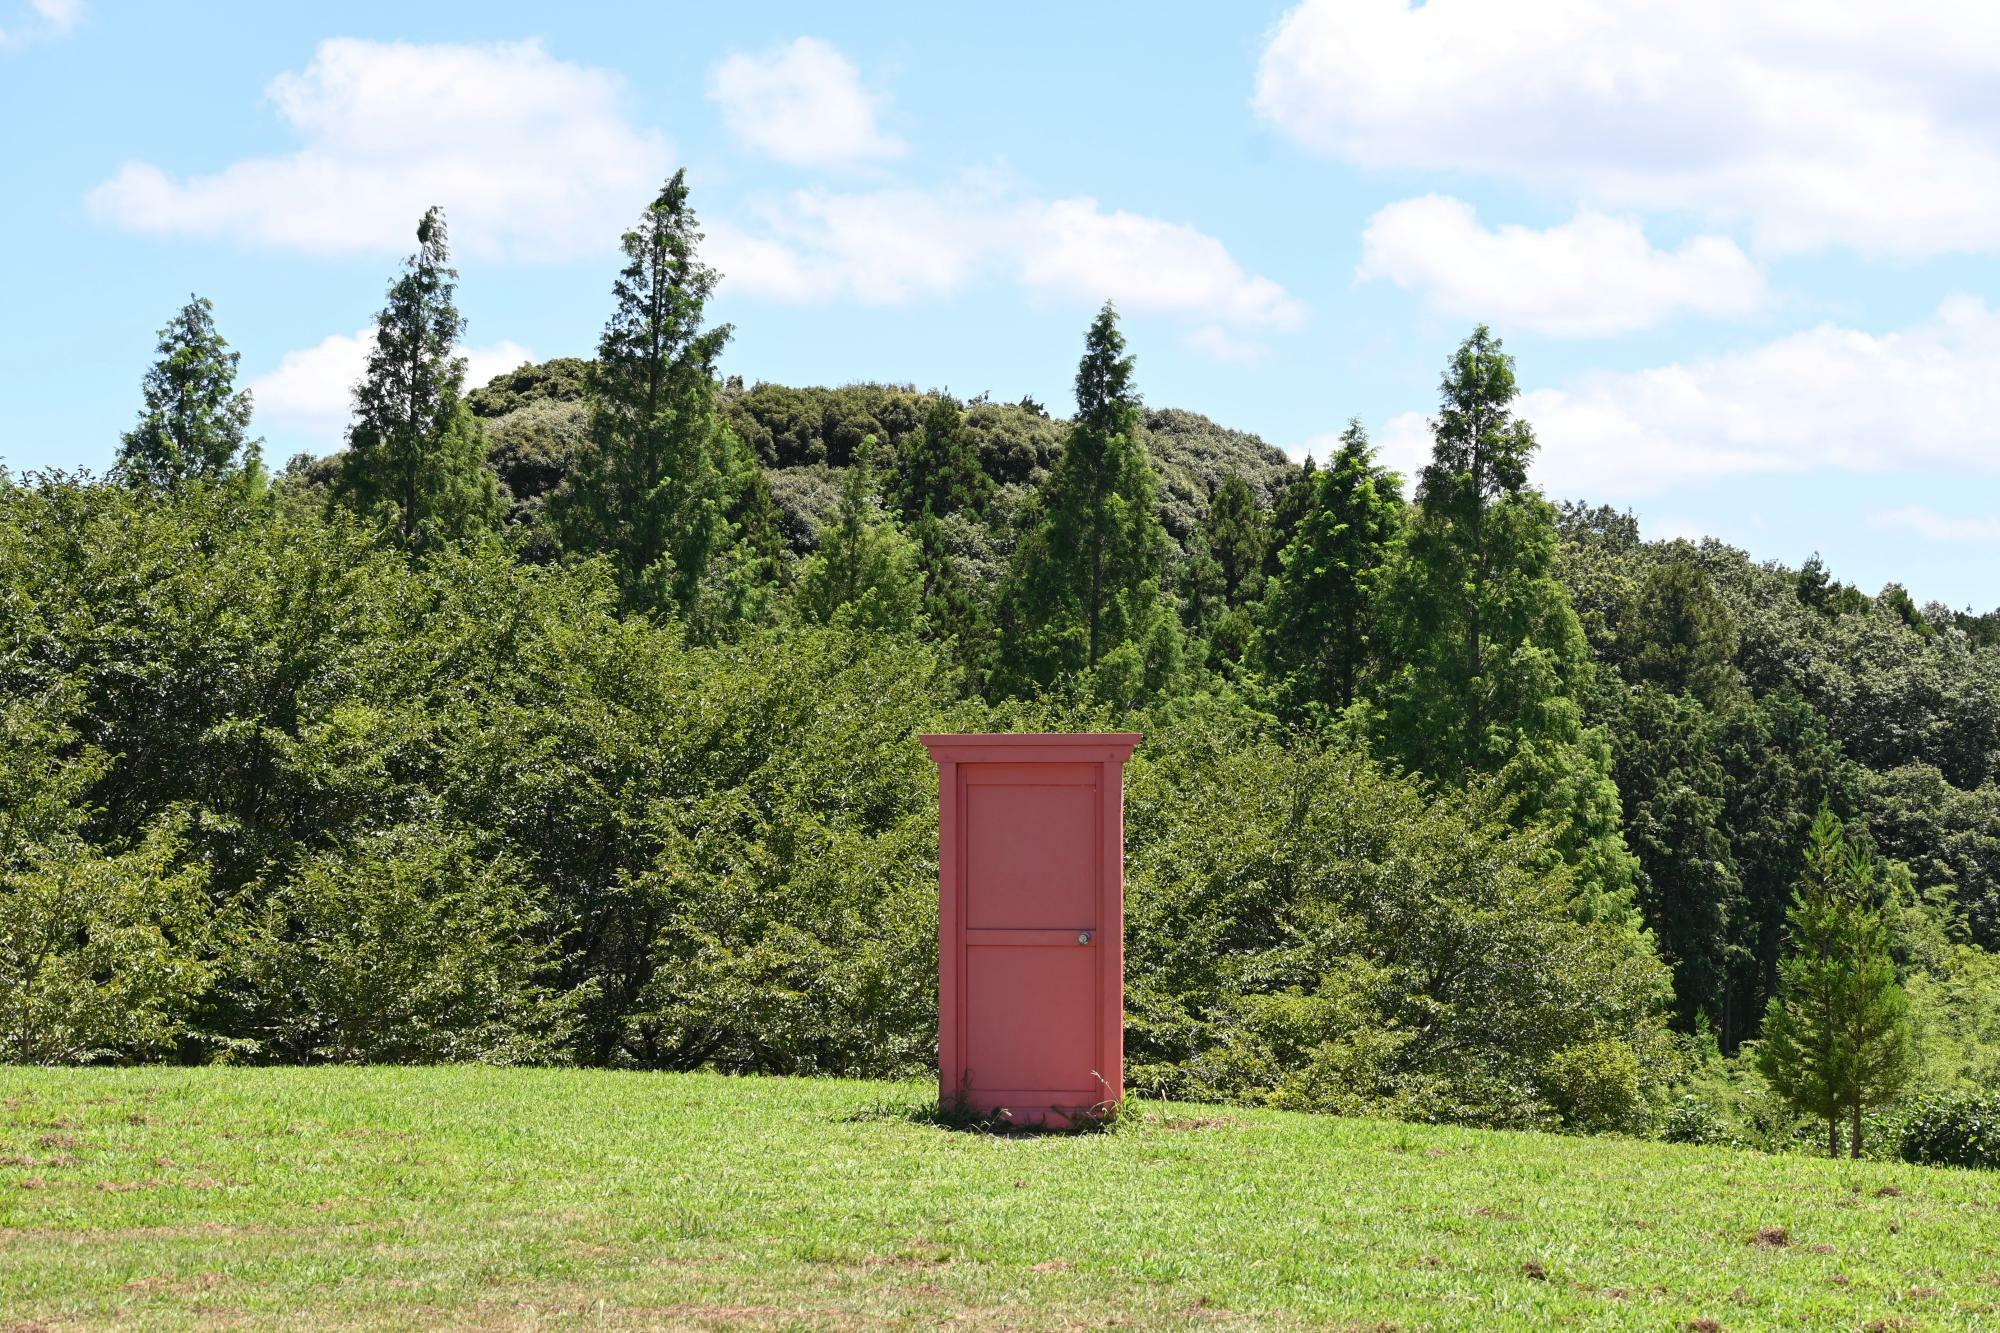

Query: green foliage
[1197,471,1264,605]
[1120,697,1671,1131]
[241,824,576,1065]
[0,821,215,1064]
[910,509,993,688]
[333,208,501,552]
[1538,1038,1647,1134]
[1141,406,1295,544]
[465,356,590,418]
[481,397,587,540]
[1627,560,1741,703]
[1757,811,1916,1156]
[1378,327,1638,917]
[998,304,1179,692]
[893,394,991,523]
[1864,763,2000,947]
[1261,421,1402,714]
[553,172,760,623]
[1603,684,1740,1031]
[794,447,925,634]
[1901,935,2000,1093]
[117,295,260,490]
[1896,1091,2000,1169]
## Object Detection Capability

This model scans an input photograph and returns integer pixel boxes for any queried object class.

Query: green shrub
[1896,1092,2000,1170]
[1539,1038,1646,1133]
[1121,697,1672,1129]
[0,822,215,1064]
[241,825,577,1064]
[1659,1093,1726,1145]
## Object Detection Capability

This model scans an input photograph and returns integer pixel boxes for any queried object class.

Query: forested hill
[460,357,1298,558]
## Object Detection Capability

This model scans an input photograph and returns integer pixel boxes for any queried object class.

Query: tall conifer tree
[1261,421,1402,712]
[335,207,499,552]
[1380,326,1639,914]
[998,303,1174,690]
[118,296,259,489]
[556,171,752,620]
[894,394,990,523]
[795,442,923,633]
[1757,810,1915,1157]
[1201,471,1266,606]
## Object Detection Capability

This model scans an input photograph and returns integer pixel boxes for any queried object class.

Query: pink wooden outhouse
[920,732,1141,1125]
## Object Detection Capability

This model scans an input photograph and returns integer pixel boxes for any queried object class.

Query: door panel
[963,766,1098,930]
[964,939,1099,1093]
[959,763,1103,1098]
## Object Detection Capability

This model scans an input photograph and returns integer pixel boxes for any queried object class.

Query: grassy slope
[1,1068,1995,1330]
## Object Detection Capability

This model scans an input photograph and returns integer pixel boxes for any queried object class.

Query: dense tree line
[4,172,1998,1157]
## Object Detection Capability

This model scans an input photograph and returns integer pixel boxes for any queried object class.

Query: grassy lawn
[1,1068,1996,1329]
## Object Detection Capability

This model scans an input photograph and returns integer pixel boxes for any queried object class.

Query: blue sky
[3,1,1997,610]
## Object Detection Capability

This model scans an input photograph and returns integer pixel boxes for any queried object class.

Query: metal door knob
[1078,931,1092,944]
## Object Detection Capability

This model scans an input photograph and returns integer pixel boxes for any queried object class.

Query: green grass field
[1,1068,1995,1330]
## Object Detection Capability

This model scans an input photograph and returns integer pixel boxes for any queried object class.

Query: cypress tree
[556,171,750,620]
[1261,421,1402,712]
[118,295,259,489]
[894,394,991,523]
[335,207,500,552]
[795,442,923,633]
[1201,471,1265,606]
[1757,810,1915,1157]
[998,303,1174,690]
[1263,454,1318,581]
[912,509,993,690]
[1379,326,1639,915]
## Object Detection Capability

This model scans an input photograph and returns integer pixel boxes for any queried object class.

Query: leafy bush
[240,825,577,1065]
[1120,698,1672,1130]
[0,822,216,1064]
[1658,1093,1726,1145]
[1896,1092,2000,1169]
[1540,1038,1646,1133]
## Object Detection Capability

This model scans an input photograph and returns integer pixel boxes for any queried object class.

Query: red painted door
[921,734,1140,1125]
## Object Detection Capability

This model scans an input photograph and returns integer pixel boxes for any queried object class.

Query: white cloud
[251,328,532,451]
[0,0,81,47]
[708,181,1003,305]
[89,39,670,260]
[1373,296,2000,500]
[1871,506,2000,544]
[710,182,1305,347]
[1183,325,1267,365]
[1020,198,1306,331]
[1358,196,1767,336]
[708,37,905,169]
[1257,0,2000,257]
[1286,431,1341,467]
